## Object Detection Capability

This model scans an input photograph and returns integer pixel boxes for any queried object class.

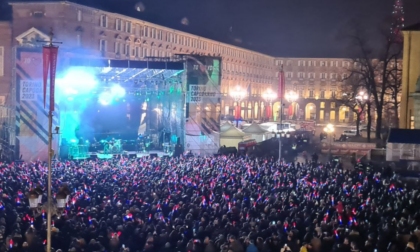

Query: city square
[0,0,419,251]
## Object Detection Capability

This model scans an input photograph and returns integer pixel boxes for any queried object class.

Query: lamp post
[355,91,368,135]
[38,29,63,252]
[230,86,246,127]
[274,90,299,163]
[323,123,335,159]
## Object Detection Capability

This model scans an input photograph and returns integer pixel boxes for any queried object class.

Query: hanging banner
[49,46,59,111]
[234,106,241,120]
[266,105,272,118]
[42,47,50,108]
[185,56,221,155]
[20,80,43,101]
[187,84,218,103]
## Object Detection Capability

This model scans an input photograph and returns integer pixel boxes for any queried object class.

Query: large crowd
[0,154,418,252]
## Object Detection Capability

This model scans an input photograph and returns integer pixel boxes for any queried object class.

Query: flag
[278,66,285,101]
[49,47,59,112]
[234,106,241,120]
[266,105,272,119]
[42,46,59,111]
[42,48,51,108]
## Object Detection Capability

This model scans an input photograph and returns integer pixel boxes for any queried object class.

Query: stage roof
[69,58,184,70]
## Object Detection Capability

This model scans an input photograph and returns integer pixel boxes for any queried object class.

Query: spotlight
[99,91,113,105]
[111,85,126,98]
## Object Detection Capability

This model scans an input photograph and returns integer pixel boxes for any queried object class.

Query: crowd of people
[0,154,418,252]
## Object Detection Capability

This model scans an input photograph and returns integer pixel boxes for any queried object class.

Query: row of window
[97,13,273,66]
[0,47,4,77]
[276,59,352,68]
[286,72,347,80]
[276,59,402,69]
[99,40,173,58]
[223,63,273,78]
[296,90,336,99]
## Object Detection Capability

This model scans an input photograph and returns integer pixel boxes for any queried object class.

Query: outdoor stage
[13,47,222,161]
[74,150,171,160]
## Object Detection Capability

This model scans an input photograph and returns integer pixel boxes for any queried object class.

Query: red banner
[266,105,272,118]
[42,47,51,108]
[234,105,241,120]
[278,68,285,101]
[49,47,58,112]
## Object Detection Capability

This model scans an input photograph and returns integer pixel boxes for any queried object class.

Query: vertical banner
[278,67,285,100]
[42,47,51,108]
[15,47,60,162]
[266,105,272,119]
[234,106,241,120]
[49,47,59,111]
[185,56,221,155]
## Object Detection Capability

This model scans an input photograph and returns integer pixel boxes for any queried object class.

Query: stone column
[410,92,420,129]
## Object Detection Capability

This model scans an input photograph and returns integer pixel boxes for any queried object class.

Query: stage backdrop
[14,47,59,161]
[185,56,221,155]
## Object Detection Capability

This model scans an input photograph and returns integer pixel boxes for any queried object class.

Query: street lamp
[262,89,277,121]
[355,91,368,102]
[323,123,335,159]
[285,91,299,120]
[230,86,246,127]
[285,90,299,103]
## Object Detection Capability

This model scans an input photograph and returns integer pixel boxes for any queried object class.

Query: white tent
[220,125,247,148]
[242,122,270,142]
[220,122,233,132]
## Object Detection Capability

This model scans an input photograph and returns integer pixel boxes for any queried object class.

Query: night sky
[2,0,420,58]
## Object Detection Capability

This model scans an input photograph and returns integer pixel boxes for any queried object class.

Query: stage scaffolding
[0,105,16,162]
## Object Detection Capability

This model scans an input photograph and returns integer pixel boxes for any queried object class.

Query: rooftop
[387,128,420,144]
[403,22,420,31]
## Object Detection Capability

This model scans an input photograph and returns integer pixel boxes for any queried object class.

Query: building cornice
[9,1,276,60]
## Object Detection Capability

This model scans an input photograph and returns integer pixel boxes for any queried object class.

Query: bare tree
[345,23,403,140]
[385,58,402,127]
[336,75,367,136]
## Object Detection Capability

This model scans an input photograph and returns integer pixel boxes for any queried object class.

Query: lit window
[125,22,132,33]
[144,26,149,37]
[114,42,121,54]
[331,102,336,108]
[99,39,107,52]
[410,116,415,129]
[100,15,108,28]
[0,46,3,76]
[77,10,82,22]
[76,34,81,46]
[116,19,122,31]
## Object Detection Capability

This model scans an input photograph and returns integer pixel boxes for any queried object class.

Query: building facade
[274,57,353,124]
[3,1,365,124]
[400,23,420,129]
[0,21,12,103]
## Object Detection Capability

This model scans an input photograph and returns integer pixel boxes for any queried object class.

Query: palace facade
[0,1,368,124]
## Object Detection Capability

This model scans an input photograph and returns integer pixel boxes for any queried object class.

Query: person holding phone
[281,244,293,252]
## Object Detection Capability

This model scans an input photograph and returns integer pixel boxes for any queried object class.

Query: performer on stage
[78,137,85,145]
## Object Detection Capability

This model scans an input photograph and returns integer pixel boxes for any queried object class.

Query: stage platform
[69,150,172,160]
